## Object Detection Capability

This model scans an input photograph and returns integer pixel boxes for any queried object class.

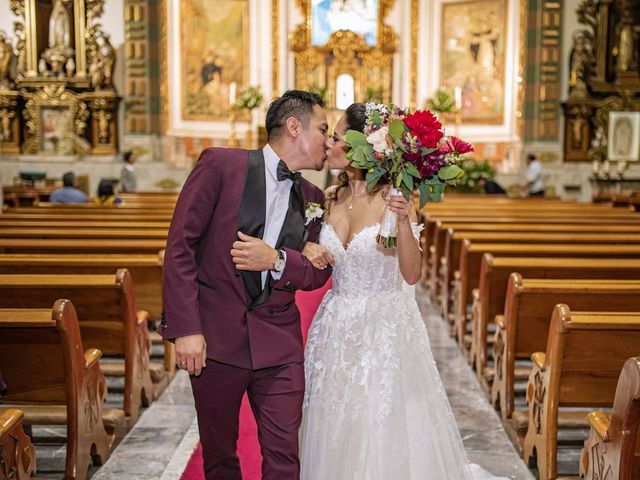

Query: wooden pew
[0,213,173,222]
[0,253,175,380]
[488,276,640,442]
[0,270,166,422]
[0,239,166,254]
[437,230,640,321]
[0,228,168,240]
[469,256,640,381]
[0,409,36,480]
[0,300,125,480]
[522,306,640,480]
[14,204,175,213]
[0,220,169,229]
[580,356,640,480]
[452,242,640,342]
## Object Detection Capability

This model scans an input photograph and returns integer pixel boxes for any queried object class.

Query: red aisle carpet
[180,279,331,480]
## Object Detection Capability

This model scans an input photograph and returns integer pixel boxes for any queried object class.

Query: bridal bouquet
[344,103,472,247]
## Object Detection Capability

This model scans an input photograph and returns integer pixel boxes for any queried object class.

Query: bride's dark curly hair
[327,103,390,209]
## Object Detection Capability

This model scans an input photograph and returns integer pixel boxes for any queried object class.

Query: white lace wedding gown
[300,223,507,480]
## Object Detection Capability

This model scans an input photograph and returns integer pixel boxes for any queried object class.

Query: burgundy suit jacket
[160,147,331,370]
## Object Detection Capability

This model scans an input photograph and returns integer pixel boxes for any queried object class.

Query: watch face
[274,258,286,272]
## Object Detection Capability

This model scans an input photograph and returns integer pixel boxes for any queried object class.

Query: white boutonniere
[304,202,324,226]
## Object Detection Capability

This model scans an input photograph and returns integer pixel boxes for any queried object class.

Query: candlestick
[454,87,462,111]
[228,108,239,148]
[229,82,237,107]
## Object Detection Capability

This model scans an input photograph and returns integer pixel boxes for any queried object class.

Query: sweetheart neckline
[323,222,380,253]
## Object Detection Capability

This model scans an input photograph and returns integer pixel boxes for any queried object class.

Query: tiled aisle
[82,286,533,479]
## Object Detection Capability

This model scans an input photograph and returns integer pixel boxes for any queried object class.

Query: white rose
[367,126,390,154]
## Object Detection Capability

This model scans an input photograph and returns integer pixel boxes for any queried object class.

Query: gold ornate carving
[409,0,418,110]
[272,0,279,99]
[290,0,398,109]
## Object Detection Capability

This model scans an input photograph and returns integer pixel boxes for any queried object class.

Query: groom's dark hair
[265,90,324,140]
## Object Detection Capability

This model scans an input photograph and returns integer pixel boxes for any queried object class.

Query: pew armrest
[587,411,610,441]
[531,352,546,370]
[137,310,150,325]
[84,348,103,368]
[0,408,24,435]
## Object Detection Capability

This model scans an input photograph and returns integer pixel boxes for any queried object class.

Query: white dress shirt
[526,159,545,193]
[261,144,293,288]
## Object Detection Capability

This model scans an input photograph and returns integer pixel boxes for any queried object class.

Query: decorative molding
[272,0,279,99]
[410,0,419,110]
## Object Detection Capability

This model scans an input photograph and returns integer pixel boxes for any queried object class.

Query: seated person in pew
[49,171,88,204]
[95,178,123,206]
[478,176,506,195]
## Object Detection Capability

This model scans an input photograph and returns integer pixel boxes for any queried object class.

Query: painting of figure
[180,0,248,120]
[312,0,378,47]
[440,0,506,124]
[608,112,640,161]
[41,107,73,154]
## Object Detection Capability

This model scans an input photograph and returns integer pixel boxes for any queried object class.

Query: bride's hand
[302,242,335,270]
[388,192,414,220]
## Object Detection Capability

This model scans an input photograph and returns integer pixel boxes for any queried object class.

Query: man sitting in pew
[49,171,88,204]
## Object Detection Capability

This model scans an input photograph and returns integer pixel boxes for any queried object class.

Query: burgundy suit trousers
[190,359,305,480]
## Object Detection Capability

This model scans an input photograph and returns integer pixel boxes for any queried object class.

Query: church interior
[0,0,639,479]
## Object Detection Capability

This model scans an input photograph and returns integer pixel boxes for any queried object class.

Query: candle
[229,82,237,107]
[592,160,599,175]
[454,87,462,111]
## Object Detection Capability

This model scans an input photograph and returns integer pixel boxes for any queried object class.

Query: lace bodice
[319,222,423,296]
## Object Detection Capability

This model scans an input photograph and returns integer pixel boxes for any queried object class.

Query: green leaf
[438,164,465,181]
[388,119,406,140]
[366,169,387,193]
[418,182,430,209]
[344,130,369,148]
[402,171,413,191]
[395,174,403,188]
[405,162,421,178]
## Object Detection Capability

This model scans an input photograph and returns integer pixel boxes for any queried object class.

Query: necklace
[347,184,367,210]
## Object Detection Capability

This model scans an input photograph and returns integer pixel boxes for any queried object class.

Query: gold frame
[439,0,508,125]
[179,0,250,121]
[291,0,398,109]
[22,85,89,154]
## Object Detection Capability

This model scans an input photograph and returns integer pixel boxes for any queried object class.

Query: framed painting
[440,0,507,124]
[311,0,379,47]
[608,111,640,161]
[40,107,74,154]
[180,0,249,120]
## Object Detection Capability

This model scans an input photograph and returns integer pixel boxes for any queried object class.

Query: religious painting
[312,0,379,47]
[180,0,249,120]
[40,107,73,154]
[608,111,640,161]
[440,0,506,124]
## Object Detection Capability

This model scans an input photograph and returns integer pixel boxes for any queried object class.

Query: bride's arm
[389,194,421,285]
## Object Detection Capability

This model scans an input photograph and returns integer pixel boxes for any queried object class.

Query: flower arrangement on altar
[344,103,472,247]
[234,85,263,111]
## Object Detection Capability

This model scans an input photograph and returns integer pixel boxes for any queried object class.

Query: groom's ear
[285,116,301,138]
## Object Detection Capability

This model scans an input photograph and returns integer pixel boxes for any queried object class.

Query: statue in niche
[49,0,71,49]
[41,0,74,76]
[569,30,592,99]
[89,31,115,89]
[14,23,26,77]
[0,31,14,89]
[571,116,586,150]
[615,23,635,72]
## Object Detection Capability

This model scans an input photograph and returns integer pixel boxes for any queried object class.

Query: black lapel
[237,149,266,302]
[250,181,306,309]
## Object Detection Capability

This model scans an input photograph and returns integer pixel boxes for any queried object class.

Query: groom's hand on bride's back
[175,334,207,376]
[302,242,335,270]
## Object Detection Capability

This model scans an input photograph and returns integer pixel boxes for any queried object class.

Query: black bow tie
[277,160,301,184]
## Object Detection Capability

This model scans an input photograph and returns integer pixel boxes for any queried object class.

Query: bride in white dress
[299,103,507,480]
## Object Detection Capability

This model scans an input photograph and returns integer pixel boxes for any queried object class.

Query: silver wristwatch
[272,250,286,272]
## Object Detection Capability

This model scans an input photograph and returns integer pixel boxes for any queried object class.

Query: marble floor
[36,287,536,479]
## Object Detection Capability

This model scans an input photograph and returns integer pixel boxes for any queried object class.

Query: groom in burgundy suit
[160,90,333,479]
